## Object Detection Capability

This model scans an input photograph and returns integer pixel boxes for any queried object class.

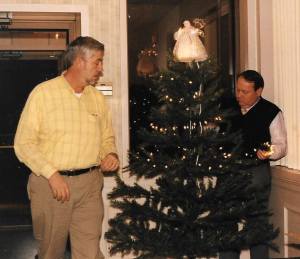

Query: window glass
[128,0,236,148]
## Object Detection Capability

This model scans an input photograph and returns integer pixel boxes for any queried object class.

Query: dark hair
[63,36,104,69]
[237,70,264,90]
[180,19,191,28]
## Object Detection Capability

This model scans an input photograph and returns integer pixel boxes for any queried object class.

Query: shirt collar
[241,97,261,115]
[60,75,91,95]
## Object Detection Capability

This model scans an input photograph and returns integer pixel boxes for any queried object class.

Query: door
[0,57,60,226]
[0,12,80,227]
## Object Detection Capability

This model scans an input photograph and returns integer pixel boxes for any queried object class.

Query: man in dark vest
[219,70,287,259]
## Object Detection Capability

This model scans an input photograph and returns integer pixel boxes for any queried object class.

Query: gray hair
[63,36,104,69]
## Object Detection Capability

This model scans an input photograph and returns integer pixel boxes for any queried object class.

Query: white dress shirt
[268,111,287,160]
[242,100,287,161]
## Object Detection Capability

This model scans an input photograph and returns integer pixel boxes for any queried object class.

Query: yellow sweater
[14,75,117,179]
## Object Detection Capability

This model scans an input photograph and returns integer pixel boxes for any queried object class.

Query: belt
[60,166,99,176]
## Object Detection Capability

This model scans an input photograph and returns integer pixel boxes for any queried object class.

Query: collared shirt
[14,75,117,179]
[240,98,260,115]
[242,99,287,160]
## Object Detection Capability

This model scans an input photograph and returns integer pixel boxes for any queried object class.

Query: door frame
[0,4,89,36]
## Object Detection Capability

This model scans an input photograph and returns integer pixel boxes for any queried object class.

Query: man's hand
[100,153,119,172]
[257,149,271,160]
[48,172,70,202]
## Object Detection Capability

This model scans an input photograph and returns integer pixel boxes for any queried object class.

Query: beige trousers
[28,169,105,259]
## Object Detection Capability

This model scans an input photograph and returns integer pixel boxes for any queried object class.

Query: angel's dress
[173,27,208,62]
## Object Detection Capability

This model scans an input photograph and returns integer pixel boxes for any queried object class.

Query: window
[127,0,237,149]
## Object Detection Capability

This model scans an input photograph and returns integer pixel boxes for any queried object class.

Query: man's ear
[73,56,84,68]
[256,87,263,96]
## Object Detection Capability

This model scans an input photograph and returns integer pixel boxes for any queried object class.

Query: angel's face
[183,20,191,28]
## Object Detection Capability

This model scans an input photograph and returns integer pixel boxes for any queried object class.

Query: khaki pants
[28,169,105,259]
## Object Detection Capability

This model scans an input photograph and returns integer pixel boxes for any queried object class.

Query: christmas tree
[105,59,278,259]
[129,76,157,149]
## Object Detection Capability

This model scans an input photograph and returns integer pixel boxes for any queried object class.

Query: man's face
[235,76,263,109]
[81,49,104,86]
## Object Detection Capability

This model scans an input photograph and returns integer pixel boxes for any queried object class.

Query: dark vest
[240,98,280,155]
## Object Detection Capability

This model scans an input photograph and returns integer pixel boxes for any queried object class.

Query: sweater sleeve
[14,88,57,179]
[98,96,118,160]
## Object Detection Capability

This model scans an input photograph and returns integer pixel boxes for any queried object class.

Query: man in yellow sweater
[14,36,119,259]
